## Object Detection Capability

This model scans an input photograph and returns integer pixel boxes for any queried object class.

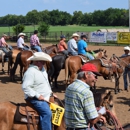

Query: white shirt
[67,38,77,53]
[17,37,24,48]
[22,65,52,101]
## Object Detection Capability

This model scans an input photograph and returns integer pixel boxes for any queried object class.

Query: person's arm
[83,92,105,125]
[22,69,41,99]
[62,42,67,50]
[1,38,8,46]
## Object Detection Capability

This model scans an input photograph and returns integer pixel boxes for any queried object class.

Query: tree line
[0,8,128,27]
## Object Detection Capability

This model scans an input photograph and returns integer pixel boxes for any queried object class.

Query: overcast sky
[0,0,128,16]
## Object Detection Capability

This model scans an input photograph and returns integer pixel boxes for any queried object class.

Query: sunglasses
[87,71,97,79]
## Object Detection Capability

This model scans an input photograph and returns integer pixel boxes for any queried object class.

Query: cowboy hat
[124,46,130,51]
[2,34,7,37]
[18,33,26,37]
[27,52,52,62]
[71,33,80,38]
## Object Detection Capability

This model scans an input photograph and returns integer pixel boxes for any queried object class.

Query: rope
[106,110,124,130]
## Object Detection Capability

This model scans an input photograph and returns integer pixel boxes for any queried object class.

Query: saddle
[78,54,89,63]
[14,96,55,130]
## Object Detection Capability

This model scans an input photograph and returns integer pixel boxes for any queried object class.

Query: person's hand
[38,95,44,100]
[53,94,57,98]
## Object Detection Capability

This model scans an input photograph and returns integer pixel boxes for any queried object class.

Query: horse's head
[43,44,58,55]
[94,90,114,111]
[95,50,107,59]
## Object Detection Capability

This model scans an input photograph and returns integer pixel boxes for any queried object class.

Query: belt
[67,128,87,130]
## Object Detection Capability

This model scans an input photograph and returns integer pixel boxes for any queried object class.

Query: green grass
[0,25,129,33]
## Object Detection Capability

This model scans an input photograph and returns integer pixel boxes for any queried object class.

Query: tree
[38,22,50,36]
[12,24,25,35]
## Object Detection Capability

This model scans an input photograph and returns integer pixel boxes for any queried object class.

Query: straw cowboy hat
[27,52,52,62]
[124,46,130,51]
[18,32,26,37]
[71,33,80,38]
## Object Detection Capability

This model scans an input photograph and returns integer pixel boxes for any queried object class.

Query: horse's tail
[65,57,70,85]
[10,52,21,81]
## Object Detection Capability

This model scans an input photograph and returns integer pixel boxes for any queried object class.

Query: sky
[0,0,129,16]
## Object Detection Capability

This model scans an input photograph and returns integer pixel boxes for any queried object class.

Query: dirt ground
[0,43,130,128]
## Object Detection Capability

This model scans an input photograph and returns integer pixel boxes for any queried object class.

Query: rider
[78,34,94,60]
[30,30,42,52]
[58,35,68,55]
[22,52,53,130]
[0,34,13,54]
[17,33,30,50]
[121,46,130,91]
[67,33,79,56]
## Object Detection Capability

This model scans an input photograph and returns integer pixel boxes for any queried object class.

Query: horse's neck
[95,52,103,58]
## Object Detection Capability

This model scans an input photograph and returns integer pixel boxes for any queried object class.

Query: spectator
[121,46,130,91]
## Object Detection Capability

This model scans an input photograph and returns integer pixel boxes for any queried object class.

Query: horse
[10,50,33,81]
[0,97,65,130]
[108,54,130,93]
[49,49,107,88]
[42,44,58,55]
[65,49,107,84]
[48,54,68,88]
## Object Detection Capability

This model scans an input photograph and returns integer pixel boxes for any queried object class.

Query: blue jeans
[86,52,94,60]
[123,67,130,90]
[2,45,13,54]
[66,127,95,130]
[69,51,78,56]
[31,45,42,52]
[29,99,52,130]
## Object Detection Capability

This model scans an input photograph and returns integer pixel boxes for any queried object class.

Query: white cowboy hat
[71,33,80,38]
[27,52,52,62]
[124,46,130,51]
[18,33,26,37]
[2,34,7,37]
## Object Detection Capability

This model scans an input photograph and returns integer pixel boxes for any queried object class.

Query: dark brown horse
[0,98,65,130]
[65,50,107,84]
[10,50,33,81]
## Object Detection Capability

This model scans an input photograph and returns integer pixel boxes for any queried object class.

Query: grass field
[0,25,129,33]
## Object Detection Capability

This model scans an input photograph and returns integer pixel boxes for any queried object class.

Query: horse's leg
[70,72,77,83]
[54,71,60,88]
[2,54,5,72]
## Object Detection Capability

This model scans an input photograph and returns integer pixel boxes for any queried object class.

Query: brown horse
[108,54,130,93]
[0,98,65,130]
[65,50,107,84]
[42,44,58,55]
[10,50,33,81]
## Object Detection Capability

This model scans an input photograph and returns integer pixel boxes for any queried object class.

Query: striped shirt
[65,79,98,128]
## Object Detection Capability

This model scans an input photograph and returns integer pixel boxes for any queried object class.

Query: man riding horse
[78,34,95,60]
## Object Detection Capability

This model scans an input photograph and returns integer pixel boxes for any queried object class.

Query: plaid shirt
[65,79,98,128]
[30,34,40,46]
